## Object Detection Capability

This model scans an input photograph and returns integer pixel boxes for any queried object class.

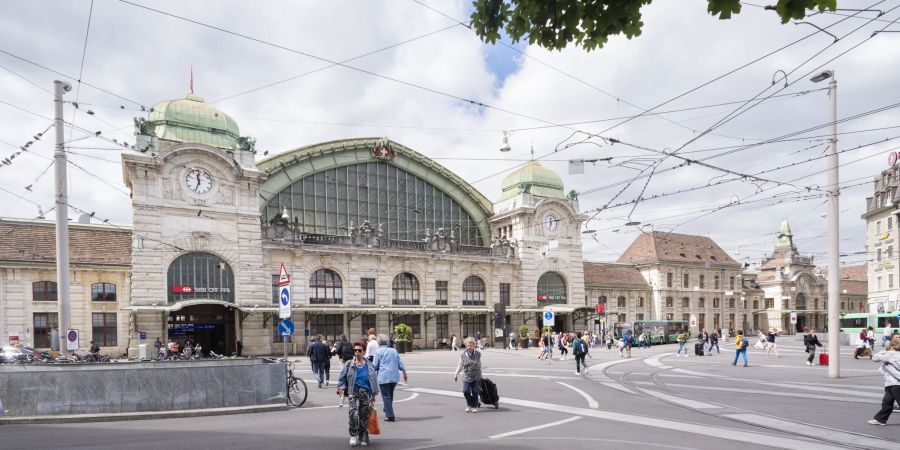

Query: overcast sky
[1,0,899,268]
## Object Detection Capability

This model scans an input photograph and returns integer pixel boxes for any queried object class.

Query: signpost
[277,263,291,362]
[790,312,798,325]
[690,315,697,329]
[543,310,555,328]
[65,329,79,351]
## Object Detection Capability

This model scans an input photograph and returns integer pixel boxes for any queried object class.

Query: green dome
[146,93,240,149]
[499,160,565,201]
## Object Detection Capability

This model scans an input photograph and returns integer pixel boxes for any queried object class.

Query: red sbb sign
[596,304,605,313]
[171,285,193,294]
[537,295,548,302]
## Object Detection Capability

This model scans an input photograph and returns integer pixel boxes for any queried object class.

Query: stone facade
[862,162,900,313]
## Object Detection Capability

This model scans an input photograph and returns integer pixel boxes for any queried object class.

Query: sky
[1,0,899,269]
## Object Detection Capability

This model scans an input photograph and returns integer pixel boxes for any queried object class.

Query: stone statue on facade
[237,136,257,152]
[133,117,154,136]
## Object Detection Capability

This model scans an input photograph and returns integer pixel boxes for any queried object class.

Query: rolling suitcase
[819,353,828,366]
[479,378,500,409]
[694,343,704,356]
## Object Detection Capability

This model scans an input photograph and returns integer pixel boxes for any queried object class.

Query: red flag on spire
[189,65,194,94]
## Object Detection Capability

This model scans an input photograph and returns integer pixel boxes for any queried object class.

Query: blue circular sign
[543,311,554,321]
[280,286,290,305]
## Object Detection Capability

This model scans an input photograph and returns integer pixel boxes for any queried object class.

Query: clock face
[185,168,213,194]
[543,213,559,232]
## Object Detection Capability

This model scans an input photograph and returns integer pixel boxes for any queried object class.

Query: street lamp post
[811,70,840,378]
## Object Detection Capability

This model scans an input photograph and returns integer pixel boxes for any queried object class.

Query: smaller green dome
[499,160,565,201]
[146,93,240,149]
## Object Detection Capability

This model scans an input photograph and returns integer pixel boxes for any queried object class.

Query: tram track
[597,354,898,450]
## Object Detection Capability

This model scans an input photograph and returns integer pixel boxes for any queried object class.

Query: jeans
[462,380,481,408]
[709,342,720,354]
[575,354,587,373]
[733,348,748,366]
[874,385,900,423]
[677,342,688,355]
[311,362,325,384]
[379,382,397,419]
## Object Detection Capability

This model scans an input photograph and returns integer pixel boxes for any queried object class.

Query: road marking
[556,382,598,408]
[489,415,582,439]
[296,392,419,410]
[410,370,579,380]
[406,387,847,450]
[644,354,672,368]
[637,388,721,409]
[600,382,634,394]
[723,413,900,450]
[631,382,876,404]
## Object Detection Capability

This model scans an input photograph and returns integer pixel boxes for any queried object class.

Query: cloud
[1,0,897,269]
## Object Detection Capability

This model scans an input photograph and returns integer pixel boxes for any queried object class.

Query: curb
[0,404,289,425]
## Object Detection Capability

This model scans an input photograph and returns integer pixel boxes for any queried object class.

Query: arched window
[32,281,58,301]
[537,272,566,305]
[167,252,234,303]
[462,276,486,306]
[728,297,735,309]
[795,293,806,310]
[91,283,117,302]
[392,273,420,305]
[309,269,343,304]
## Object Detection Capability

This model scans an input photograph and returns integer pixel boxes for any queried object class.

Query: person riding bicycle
[89,340,100,354]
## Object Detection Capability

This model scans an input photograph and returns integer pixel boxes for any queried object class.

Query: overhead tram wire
[0,62,54,96]
[468,1,885,186]
[411,0,767,142]
[211,23,461,104]
[66,0,96,145]
[577,4,900,217]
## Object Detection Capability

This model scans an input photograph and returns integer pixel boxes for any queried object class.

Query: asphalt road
[2,340,898,449]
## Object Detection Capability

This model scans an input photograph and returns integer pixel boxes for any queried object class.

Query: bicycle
[286,360,308,407]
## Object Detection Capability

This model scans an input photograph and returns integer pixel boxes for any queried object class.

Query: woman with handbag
[337,341,380,447]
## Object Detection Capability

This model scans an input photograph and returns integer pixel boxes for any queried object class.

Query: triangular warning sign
[277,263,291,286]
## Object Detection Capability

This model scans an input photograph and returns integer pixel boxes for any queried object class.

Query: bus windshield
[839,317,867,329]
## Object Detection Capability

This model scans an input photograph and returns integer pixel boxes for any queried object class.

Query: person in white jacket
[869,335,900,426]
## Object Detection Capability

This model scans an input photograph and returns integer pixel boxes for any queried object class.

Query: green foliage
[394,323,413,342]
[470,0,836,51]
[518,325,530,339]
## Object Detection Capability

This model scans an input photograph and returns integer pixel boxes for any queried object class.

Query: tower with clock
[122,92,268,341]
[492,160,587,329]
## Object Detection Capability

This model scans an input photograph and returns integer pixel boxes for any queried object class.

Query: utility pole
[811,70,839,378]
[54,80,72,357]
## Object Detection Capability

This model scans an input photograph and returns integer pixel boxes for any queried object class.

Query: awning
[542,305,578,314]
[122,300,273,313]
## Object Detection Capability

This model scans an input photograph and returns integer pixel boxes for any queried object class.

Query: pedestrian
[337,335,354,363]
[868,335,900,426]
[709,331,720,354]
[572,331,589,375]
[236,339,243,357]
[803,329,823,366]
[365,333,379,362]
[453,337,483,413]
[638,332,646,350]
[589,332,597,349]
[558,334,568,360]
[676,331,689,357]
[766,328,780,357]
[307,334,329,388]
[867,326,876,350]
[475,331,483,350]
[509,331,517,350]
[623,329,634,358]
[605,332,613,350]
[323,340,336,386]
[337,341,379,447]
[153,337,163,354]
[373,334,408,422]
[884,323,894,349]
[732,330,749,367]
[856,328,872,359]
[451,334,459,352]
[699,329,709,355]
[542,332,553,360]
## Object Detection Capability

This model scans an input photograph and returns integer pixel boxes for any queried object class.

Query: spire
[775,218,795,252]
[189,65,194,94]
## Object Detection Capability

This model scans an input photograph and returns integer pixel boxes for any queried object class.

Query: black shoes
[385,417,396,422]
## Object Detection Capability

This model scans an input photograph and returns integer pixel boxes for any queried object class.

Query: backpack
[339,341,353,360]
[740,337,749,348]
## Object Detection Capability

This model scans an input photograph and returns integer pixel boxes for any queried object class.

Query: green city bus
[839,313,899,334]
[632,320,689,344]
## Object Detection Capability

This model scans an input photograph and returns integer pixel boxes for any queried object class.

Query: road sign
[690,315,697,328]
[279,284,291,319]
[277,263,290,286]
[66,329,79,351]
[278,319,295,337]
[790,312,797,324]
[543,310,555,327]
